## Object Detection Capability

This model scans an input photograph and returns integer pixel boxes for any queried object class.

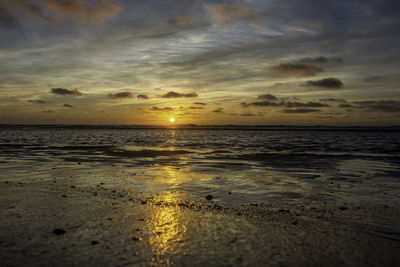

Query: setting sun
[169,117,175,123]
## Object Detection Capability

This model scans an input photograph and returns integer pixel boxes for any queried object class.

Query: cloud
[0,0,122,28]
[159,91,198,98]
[241,100,329,109]
[353,100,400,112]
[283,109,320,113]
[212,108,223,113]
[363,75,385,82]
[194,102,206,105]
[63,103,73,108]
[51,88,82,96]
[319,98,346,103]
[108,91,133,99]
[168,15,197,28]
[296,57,343,64]
[42,0,122,26]
[150,106,174,111]
[210,4,261,25]
[338,103,353,108]
[0,0,59,28]
[240,113,261,117]
[266,63,323,77]
[137,94,149,99]
[189,106,204,110]
[241,101,283,108]
[28,99,46,104]
[257,94,277,101]
[285,101,329,108]
[0,3,21,28]
[306,78,343,88]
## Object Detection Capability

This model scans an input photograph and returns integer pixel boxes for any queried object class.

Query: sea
[1,125,399,206]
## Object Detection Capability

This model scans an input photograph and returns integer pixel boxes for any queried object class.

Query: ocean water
[1,125,400,205]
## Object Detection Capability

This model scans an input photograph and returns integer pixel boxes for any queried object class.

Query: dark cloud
[150,106,174,111]
[338,103,353,108]
[306,78,343,88]
[296,57,343,64]
[51,88,82,96]
[0,0,122,28]
[212,108,223,113]
[257,94,277,101]
[194,102,206,105]
[241,101,283,108]
[319,98,346,103]
[28,99,46,104]
[108,91,134,99]
[286,102,329,108]
[0,3,20,28]
[240,113,261,117]
[353,100,400,112]
[266,63,323,77]
[210,4,262,25]
[283,109,320,113]
[241,100,328,108]
[137,94,149,99]
[159,91,198,98]
[189,106,204,110]
[63,103,73,108]
[363,75,385,82]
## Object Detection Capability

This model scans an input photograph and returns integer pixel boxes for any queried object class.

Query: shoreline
[1,170,399,266]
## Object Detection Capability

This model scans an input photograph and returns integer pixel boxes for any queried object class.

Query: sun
[169,117,175,123]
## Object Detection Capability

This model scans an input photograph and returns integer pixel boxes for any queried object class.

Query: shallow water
[1,125,399,206]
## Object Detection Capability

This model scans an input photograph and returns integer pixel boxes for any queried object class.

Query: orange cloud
[210,4,261,25]
[0,0,122,27]
[266,63,323,77]
[40,0,122,26]
[150,106,174,111]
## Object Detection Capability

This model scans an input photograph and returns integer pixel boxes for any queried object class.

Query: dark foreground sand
[1,169,399,267]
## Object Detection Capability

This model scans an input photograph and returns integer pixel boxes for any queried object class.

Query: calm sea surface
[1,125,399,204]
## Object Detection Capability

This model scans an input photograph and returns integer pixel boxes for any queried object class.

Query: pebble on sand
[53,228,66,235]
[205,195,213,200]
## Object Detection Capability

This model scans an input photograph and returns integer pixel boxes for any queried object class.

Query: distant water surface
[1,125,399,205]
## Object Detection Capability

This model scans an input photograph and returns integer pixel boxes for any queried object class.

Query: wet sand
[1,167,399,266]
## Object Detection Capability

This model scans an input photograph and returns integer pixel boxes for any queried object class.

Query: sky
[0,0,399,125]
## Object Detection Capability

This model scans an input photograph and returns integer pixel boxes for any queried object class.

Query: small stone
[91,241,98,245]
[339,207,349,211]
[205,195,213,200]
[141,200,147,204]
[53,228,66,235]
[71,185,76,189]
[132,237,142,241]
[61,195,67,198]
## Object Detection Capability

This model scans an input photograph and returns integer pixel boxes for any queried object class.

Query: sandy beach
[1,164,399,266]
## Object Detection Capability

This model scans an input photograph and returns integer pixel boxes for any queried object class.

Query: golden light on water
[169,117,175,123]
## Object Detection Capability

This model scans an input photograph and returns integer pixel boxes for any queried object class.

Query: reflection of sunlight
[148,191,187,265]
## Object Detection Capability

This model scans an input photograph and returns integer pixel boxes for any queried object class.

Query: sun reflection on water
[147,167,188,265]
